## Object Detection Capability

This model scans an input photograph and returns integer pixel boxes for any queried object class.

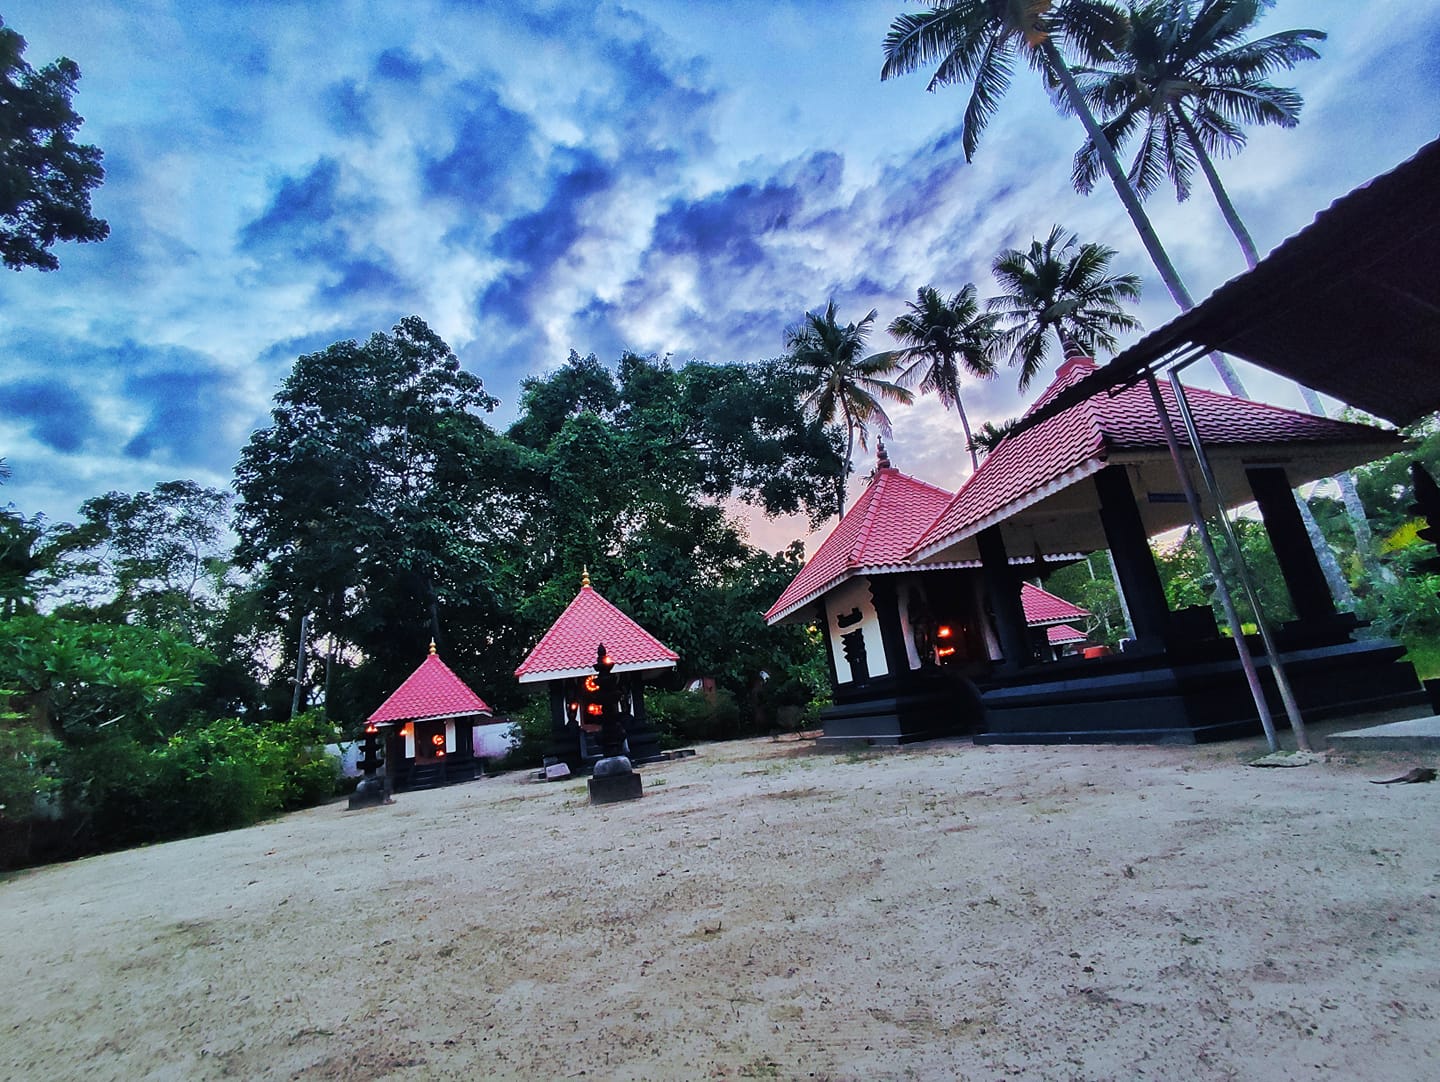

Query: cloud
[321,79,374,138]
[240,157,356,260]
[121,364,248,468]
[421,82,537,204]
[374,46,430,83]
[0,379,97,454]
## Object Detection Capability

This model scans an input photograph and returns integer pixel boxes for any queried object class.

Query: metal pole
[1166,365,1312,751]
[1145,375,1280,752]
[290,611,310,720]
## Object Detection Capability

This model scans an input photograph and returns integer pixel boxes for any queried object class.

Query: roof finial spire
[428,638,437,656]
[582,565,591,588]
[877,438,891,471]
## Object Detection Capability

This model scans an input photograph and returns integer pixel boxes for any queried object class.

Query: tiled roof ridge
[368,650,492,725]
[514,579,678,680]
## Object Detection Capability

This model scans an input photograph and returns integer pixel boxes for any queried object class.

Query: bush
[646,688,741,746]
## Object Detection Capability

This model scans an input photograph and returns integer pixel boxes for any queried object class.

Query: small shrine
[367,642,492,790]
[767,353,1424,746]
[514,569,678,772]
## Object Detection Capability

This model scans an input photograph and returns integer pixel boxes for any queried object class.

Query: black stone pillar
[977,526,1032,669]
[1247,465,1337,622]
[1094,465,1169,650]
[868,576,910,680]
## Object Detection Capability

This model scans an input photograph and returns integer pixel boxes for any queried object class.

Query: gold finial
[582,565,591,588]
[428,639,437,656]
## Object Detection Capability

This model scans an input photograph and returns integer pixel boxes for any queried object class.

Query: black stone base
[347,775,391,809]
[588,771,643,805]
[976,638,1426,745]
[817,674,980,748]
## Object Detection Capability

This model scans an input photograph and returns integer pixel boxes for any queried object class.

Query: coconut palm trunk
[1040,39,1247,396]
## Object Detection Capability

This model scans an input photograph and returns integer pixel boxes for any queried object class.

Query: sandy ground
[3,719,1438,1082]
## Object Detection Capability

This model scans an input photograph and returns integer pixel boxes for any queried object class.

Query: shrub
[646,688,741,746]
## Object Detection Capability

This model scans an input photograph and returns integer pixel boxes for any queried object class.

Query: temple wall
[826,576,887,683]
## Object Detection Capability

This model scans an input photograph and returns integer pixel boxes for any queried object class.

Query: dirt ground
[3,718,1438,1082]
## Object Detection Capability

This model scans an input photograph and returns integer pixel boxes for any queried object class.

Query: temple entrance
[414,719,447,763]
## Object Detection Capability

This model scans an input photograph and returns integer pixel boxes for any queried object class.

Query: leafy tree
[784,300,912,514]
[0,507,60,619]
[49,481,233,638]
[0,16,108,271]
[884,284,999,470]
[988,225,1142,389]
[233,316,509,719]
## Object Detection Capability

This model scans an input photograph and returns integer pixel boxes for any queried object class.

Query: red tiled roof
[763,463,958,625]
[910,355,1403,562]
[515,580,678,683]
[1046,623,1088,646]
[1021,582,1090,627]
[368,647,492,725]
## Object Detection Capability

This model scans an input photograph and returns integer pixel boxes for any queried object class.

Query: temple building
[515,569,677,771]
[368,642,491,790]
[767,353,1423,746]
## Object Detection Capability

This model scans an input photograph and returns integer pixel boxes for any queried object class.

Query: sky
[2,0,1438,554]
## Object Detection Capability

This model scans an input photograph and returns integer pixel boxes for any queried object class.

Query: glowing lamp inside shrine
[583,675,600,693]
[936,625,953,639]
[364,722,378,735]
[587,703,603,716]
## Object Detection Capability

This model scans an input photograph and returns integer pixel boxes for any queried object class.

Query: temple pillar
[977,526,1032,669]
[868,576,911,680]
[1094,465,1169,650]
[1246,466,1338,623]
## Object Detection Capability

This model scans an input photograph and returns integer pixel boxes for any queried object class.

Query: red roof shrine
[1046,624,1088,646]
[763,447,959,624]
[1021,582,1090,627]
[368,643,493,726]
[909,354,1403,564]
[515,571,679,684]
[765,446,1095,629]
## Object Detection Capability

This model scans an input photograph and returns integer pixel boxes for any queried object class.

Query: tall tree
[233,316,509,719]
[784,301,912,515]
[988,225,1143,389]
[880,0,1248,394]
[1068,3,1384,586]
[1070,0,1324,269]
[50,481,233,639]
[884,284,1000,470]
[0,16,108,271]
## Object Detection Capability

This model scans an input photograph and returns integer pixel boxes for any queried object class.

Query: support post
[977,526,1032,670]
[1093,465,1170,651]
[1247,466,1338,623]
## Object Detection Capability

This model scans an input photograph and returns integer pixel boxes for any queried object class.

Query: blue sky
[3,1,1438,551]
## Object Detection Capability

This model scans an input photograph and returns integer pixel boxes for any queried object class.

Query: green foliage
[0,613,204,742]
[646,688,742,746]
[1041,555,1127,648]
[0,16,109,270]
[49,481,234,639]
[0,714,62,823]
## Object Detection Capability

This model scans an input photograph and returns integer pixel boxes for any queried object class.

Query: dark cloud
[374,46,429,82]
[421,83,536,202]
[651,179,802,268]
[240,157,358,262]
[322,79,374,137]
[0,379,97,453]
[318,257,408,303]
[120,364,247,468]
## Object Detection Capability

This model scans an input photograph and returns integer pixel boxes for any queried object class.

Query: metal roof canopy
[1022,138,1440,431]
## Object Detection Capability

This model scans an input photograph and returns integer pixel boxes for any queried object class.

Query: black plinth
[347,775,391,809]
[588,756,643,804]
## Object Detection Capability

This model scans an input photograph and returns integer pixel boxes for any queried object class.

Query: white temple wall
[826,576,888,683]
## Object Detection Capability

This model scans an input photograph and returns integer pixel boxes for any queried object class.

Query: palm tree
[1071,3,1382,587]
[988,226,1143,390]
[880,0,1248,395]
[785,301,913,515]
[885,284,1000,470]
[1070,0,1324,270]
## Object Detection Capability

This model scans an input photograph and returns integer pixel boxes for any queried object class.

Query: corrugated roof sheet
[368,648,492,725]
[515,580,678,683]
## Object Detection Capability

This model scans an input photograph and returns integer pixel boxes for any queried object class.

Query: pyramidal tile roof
[1046,623,1088,646]
[764,457,959,625]
[910,355,1403,562]
[368,644,492,725]
[515,573,679,684]
[1021,582,1090,627]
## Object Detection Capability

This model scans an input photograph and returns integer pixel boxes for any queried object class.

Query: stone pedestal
[588,755,643,804]
[347,775,391,809]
